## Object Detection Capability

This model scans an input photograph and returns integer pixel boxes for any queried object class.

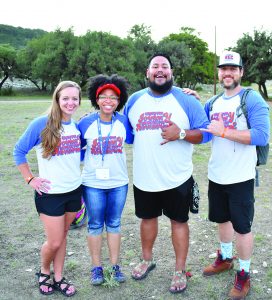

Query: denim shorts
[83,184,128,235]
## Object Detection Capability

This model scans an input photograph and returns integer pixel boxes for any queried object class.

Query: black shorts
[35,185,82,217]
[133,176,194,223]
[208,180,255,234]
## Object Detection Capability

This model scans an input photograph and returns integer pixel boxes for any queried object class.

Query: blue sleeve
[78,113,97,149]
[13,116,47,165]
[172,87,212,143]
[123,91,146,144]
[116,113,134,144]
[245,91,270,146]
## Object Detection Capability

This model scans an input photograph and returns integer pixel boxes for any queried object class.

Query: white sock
[239,259,251,273]
[220,242,233,260]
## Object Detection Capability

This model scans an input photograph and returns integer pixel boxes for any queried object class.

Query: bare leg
[131,218,158,278]
[39,214,66,293]
[218,221,234,242]
[171,220,189,271]
[52,212,76,295]
[141,218,158,261]
[87,235,103,266]
[236,232,253,260]
[53,212,76,279]
[107,233,121,265]
[169,220,189,293]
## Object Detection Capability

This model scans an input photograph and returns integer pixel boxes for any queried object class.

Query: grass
[0,89,271,300]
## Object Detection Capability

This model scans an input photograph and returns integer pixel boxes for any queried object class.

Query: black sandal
[36,271,54,295]
[53,277,76,297]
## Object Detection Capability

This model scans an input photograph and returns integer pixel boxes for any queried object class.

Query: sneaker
[203,250,234,276]
[91,266,104,285]
[228,269,250,300]
[112,265,126,283]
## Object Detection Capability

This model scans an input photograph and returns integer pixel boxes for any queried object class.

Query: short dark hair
[148,52,173,69]
[87,74,129,111]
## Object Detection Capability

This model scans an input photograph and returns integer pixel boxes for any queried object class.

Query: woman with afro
[78,74,133,285]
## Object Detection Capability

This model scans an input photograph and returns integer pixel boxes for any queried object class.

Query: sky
[1,0,271,54]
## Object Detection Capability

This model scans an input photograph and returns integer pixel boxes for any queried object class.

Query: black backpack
[209,88,269,167]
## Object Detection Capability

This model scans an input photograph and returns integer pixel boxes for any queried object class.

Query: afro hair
[87,74,129,111]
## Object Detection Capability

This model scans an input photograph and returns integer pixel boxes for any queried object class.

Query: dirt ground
[0,100,271,300]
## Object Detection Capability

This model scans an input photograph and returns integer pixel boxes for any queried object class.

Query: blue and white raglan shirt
[78,111,133,189]
[124,86,210,192]
[204,89,270,184]
[13,116,82,194]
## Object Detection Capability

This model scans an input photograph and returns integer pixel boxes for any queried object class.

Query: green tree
[157,38,193,86]
[0,24,46,49]
[67,31,136,91]
[164,27,214,88]
[127,24,156,89]
[233,29,272,99]
[16,28,77,91]
[0,44,17,89]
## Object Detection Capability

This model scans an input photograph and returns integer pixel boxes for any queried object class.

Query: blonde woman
[13,81,82,297]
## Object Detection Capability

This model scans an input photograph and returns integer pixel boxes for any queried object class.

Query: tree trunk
[258,82,268,100]
[28,79,41,91]
[0,73,9,90]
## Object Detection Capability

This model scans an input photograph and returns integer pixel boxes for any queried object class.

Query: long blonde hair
[41,81,81,159]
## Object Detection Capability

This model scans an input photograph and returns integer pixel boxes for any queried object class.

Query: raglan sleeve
[187,97,212,143]
[13,116,46,165]
[246,92,270,146]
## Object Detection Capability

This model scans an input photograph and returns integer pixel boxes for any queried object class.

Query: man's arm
[161,121,203,145]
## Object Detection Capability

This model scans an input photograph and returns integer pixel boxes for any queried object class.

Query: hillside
[0,24,47,48]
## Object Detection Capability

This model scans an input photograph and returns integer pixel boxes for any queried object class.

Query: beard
[220,78,240,90]
[148,78,173,94]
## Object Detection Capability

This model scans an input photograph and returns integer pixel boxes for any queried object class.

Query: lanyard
[97,113,115,165]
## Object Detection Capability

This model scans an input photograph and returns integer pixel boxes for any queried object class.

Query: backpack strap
[209,92,224,111]
[239,88,253,128]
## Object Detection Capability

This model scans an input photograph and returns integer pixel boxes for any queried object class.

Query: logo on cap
[225,54,233,60]
[218,51,243,68]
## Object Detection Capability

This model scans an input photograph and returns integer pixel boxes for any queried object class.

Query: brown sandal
[131,259,156,280]
[169,270,187,293]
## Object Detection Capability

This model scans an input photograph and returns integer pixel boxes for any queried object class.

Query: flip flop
[131,259,156,280]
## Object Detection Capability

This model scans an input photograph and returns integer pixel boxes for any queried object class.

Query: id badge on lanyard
[95,114,114,180]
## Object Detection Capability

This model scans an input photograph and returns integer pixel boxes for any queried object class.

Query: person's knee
[106,226,121,233]
[88,224,104,235]
[106,219,121,233]
[47,239,63,251]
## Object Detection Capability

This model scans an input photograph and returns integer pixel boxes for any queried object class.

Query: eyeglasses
[98,95,119,101]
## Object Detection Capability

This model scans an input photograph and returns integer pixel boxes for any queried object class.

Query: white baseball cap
[218,51,243,68]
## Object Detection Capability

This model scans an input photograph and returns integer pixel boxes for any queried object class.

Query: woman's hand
[29,177,51,195]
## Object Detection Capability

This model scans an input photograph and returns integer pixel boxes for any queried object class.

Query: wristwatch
[179,129,186,140]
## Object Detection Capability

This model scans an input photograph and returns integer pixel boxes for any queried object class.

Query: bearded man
[124,53,210,293]
[201,51,270,300]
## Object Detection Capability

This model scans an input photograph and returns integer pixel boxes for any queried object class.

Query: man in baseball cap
[218,50,243,68]
[201,48,270,300]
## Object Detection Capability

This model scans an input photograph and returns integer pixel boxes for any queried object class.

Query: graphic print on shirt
[211,112,237,129]
[53,134,81,156]
[91,136,124,155]
[136,111,172,131]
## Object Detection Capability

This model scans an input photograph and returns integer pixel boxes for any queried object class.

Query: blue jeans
[83,184,128,235]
